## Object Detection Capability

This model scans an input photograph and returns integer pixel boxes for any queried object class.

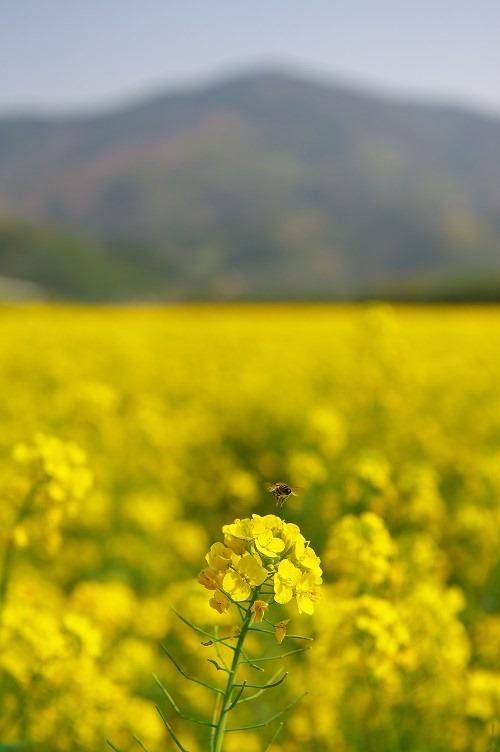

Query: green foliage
[0,219,169,300]
[153,607,307,752]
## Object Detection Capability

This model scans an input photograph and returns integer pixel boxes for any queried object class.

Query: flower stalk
[0,480,43,622]
[152,512,321,751]
[211,590,257,751]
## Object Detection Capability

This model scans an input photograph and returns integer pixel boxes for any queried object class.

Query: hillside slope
[0,220,169,300]
[1,69,499,298]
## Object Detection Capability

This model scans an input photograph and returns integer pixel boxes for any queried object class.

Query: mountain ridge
[3,66,500,123]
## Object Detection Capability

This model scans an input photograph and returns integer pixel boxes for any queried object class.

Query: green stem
[211,591,258,752]
[0,480,43,623]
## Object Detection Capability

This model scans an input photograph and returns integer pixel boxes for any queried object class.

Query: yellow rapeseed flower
[206,542,234,571]
[209,591,230,614]
[253,530,286,558]
[273,559,301,605]
[295,571,321,614]
[198,568,221,591]
[222,554,267,601]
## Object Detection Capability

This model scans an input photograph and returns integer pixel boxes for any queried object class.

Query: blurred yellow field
[1,304,500,752]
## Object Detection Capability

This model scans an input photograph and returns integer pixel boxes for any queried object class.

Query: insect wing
[266,482,280,493]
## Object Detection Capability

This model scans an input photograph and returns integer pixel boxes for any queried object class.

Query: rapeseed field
[1,304,500,752]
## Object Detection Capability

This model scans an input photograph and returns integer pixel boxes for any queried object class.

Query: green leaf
[154,675,215,727]
[133,735,151,752]
[226,691,309,732]
[226,681,247,712]
[155,705,190,752]
[159,648,224,694]
[106,741,124,752]
[242,647,310,663]
[263,722,284,751]
[234,672,288,692]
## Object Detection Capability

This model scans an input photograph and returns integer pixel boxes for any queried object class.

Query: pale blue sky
[1,0,499,114]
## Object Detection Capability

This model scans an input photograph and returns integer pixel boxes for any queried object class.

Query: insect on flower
[266,481,299,509]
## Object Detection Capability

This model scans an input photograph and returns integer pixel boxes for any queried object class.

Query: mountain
[1,68,500,299]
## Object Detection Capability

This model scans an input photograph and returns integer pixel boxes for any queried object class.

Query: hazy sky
[1,0,499,114]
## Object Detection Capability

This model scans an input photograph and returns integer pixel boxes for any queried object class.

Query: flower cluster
[13,433,93,505]
[12,433,93,552]
[198,513,322,615]
[324,511,395,590]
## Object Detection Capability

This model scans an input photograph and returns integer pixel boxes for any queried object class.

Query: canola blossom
[199,514,322,614]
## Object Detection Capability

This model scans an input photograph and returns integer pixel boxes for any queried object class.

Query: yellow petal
[238,554,267,586]
[198,568,220,590]
[274,619,290,644]
[222,570,251,601]
[206,542,234,570]
[255,532,286,558]
[209,591,230,614]
[222,518,252,540]
[273,575,294,604]
[250,599,269,623]
[295,572,321,614]
[224,534,247,555]
[296,593,315,615]
[277,559,301,585]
